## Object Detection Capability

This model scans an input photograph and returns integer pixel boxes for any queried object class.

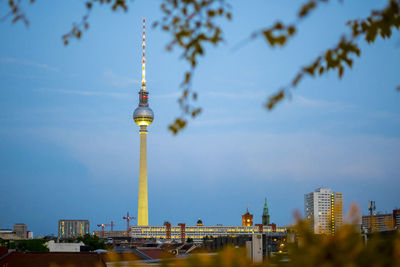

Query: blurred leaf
[266,90,285,110]
[299,1,316,18]
[338,65,344,78]
[287,26,296,36]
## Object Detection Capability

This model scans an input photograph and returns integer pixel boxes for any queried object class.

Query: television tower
[133,18,154,226]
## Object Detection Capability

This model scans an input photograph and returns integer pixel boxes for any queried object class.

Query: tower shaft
[137,128,148,226]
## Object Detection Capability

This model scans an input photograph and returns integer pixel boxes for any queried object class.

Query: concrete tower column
[137,126,148,226]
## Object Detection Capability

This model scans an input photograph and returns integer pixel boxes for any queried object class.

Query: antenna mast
[141,18,146,89]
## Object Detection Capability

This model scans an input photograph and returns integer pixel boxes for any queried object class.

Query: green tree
[77,234,106,251]
[3,0,400,134]
[14,239,49,252]
[186,237,194,243]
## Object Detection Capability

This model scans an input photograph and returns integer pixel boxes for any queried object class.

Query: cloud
[211,77,256,87]
[366,110,400,124]
[191,117,257,127]
[36,88,130,98]
[0,57,58,72]
[152,91,181,99]
[26,125,400,185]
[203,90,266,100]
[240,132,400,181]
[103,70,140,88]
[292,95,356,112]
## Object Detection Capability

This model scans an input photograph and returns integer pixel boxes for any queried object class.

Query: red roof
[0,252,106,267]
[0,247,8,257]
[136,248,167,260]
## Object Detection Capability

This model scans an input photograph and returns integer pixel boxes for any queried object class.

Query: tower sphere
[133,106,154,126]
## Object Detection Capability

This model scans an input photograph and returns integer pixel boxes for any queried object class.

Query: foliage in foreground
[274,210,400,267]
[104,206,400,267]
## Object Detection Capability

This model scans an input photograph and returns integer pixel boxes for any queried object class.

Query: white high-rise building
[305,188,343,235]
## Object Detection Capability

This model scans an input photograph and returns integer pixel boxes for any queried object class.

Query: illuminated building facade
[130,224,286,243]
[242,208,254,226]
[133,18,154,226]
[58,220,90,239]
[305,188,343,235]
[361,209,400,232]
[362,213,393,232]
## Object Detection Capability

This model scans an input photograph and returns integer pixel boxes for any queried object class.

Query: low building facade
[361,209,400,233]
[45,240,85,252]
[92,230,129,239]
[130,224,286,243]
[0,230,20,240]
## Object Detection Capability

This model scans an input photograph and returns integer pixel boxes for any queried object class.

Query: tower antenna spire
[142,17,146,89]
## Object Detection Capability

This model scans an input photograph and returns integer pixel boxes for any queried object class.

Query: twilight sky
[0,0,399,236]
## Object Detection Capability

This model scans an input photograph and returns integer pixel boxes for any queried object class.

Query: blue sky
[0,0,399,236]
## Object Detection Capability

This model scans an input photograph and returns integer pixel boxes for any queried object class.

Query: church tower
[242,206,254,226]
[262,198,270,225]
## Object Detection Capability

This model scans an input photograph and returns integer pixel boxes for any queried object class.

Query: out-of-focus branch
[0,0,35,26]
[265,0,400,110]
[62,0,129,45]
[155,0,231,134]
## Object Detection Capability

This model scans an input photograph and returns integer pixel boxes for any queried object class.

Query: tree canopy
[76,234,106,251]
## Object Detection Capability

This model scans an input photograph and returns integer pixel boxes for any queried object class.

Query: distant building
[246,234,263,263]
[58,220,90,239]
[27,231,34,239]
[93,217,286,244]
[362,213,393,232]
[196,219,203,226]
[361,209,400,232]
[13,224,27,239]
[45,240,85,252]
[394,209,400,229]
[0,229,19,240]
[130,223,286,243]
[305,188,343,235]
[242,208,254,227]
[262,198,270,225]
[92,231,129,239]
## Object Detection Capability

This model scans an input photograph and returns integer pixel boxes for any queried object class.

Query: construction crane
[122,212,136,236]
[97,223,111,238]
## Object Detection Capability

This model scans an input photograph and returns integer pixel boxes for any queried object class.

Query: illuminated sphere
[133,106,154,126]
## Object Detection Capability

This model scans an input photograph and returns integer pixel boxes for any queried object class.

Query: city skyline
[0,0,399,236]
